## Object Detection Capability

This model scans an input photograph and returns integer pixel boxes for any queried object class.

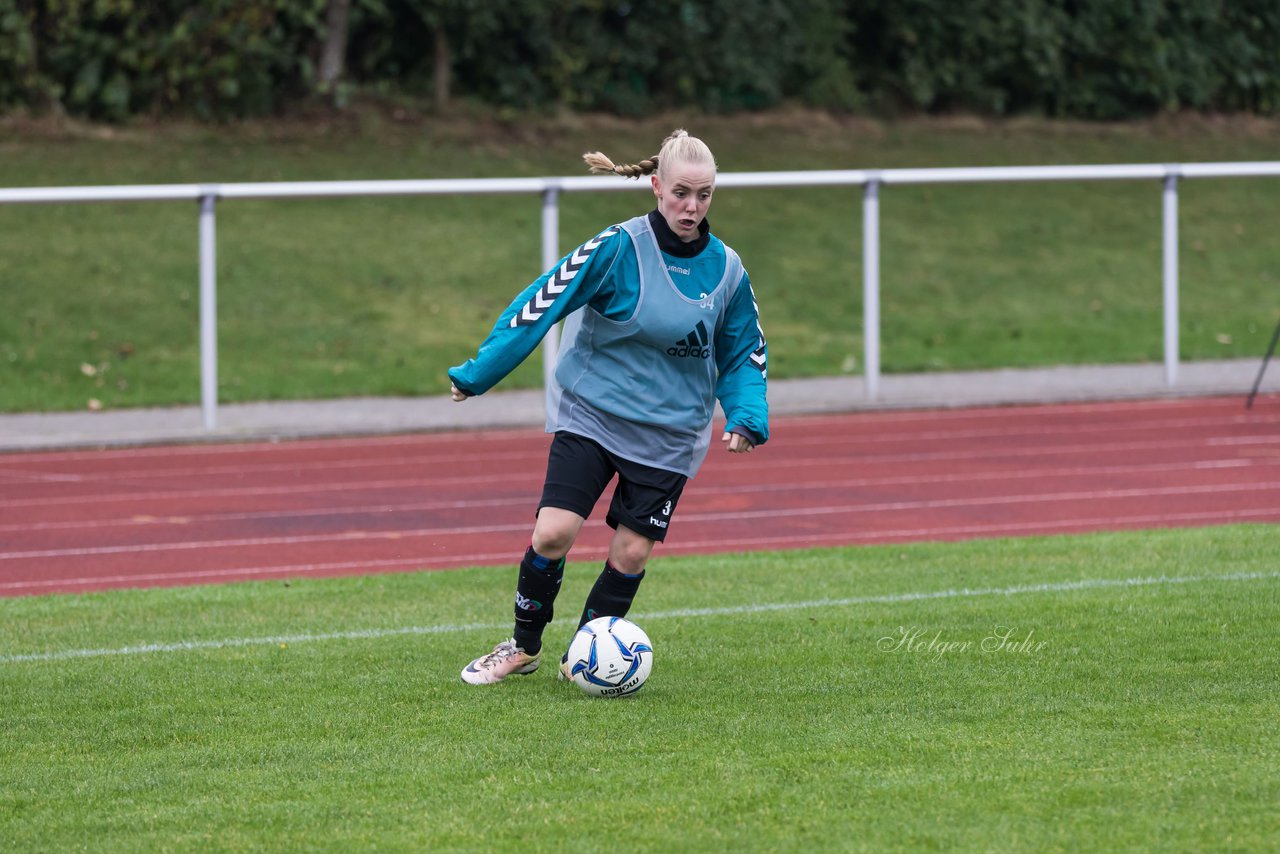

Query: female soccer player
[450,129,769,684]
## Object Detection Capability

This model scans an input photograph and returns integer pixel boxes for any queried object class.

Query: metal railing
[4,161,1279,429]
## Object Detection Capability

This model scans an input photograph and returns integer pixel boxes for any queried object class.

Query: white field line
[3,507,1277,595]
[2,395,1252,467]
[776,412,1280,450]
[665,507,1280,550]
[0,556,450,592]
[0,495,533,534]
[5,480,1280,562]
[2,473,543,509]
[3,456,1271,534]
[1209,435,1280,446]
[5,412,1277,484]
[0,425,542,464]
[19,447,545,482]
[5,433,1277,511]
[3,569,1276,664]
[776,395,1270,427]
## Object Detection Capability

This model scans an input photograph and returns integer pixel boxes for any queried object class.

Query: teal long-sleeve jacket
[449,210,768,469]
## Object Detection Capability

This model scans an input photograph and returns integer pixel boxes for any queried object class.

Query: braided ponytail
[582,129,715,181]
[582,150,659,179]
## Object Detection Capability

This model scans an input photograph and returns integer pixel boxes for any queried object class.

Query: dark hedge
[1,0,1276,119]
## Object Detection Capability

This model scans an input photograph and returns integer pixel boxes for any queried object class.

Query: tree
[317,0,352,97]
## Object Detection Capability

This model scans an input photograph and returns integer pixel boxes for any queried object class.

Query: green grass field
[2,524,1277,851]
[2,110,1279,412]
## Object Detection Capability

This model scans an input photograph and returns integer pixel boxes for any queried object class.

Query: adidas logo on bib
[667,321,712,359]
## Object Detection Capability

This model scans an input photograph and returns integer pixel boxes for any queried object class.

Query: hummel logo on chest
[667,321,712,359]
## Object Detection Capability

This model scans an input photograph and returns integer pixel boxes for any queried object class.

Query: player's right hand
[450,383,469,403]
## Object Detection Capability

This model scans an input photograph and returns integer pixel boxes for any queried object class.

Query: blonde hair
[583,129,717,182]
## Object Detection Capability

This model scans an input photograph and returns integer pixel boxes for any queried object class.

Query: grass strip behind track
[3,112,1279,412]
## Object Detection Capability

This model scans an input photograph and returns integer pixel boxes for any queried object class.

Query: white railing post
[198,191,218,430]
[1162,169,1180,386]
[539,185,561,414]
[863,176,881,400]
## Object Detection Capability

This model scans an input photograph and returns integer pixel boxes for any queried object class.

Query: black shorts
[539,431,687,542]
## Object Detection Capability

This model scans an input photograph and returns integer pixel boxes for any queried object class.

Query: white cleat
[460,639,540,685]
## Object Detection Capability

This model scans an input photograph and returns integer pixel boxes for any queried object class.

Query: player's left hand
[722,431,754,454]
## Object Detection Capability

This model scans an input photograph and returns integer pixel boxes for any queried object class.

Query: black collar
[648,209,710,258]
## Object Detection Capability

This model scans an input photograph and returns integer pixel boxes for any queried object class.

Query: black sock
[577,562,645,629]
[512,546,564,655]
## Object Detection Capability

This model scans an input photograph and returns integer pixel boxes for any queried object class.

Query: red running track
[2,395,1278,597]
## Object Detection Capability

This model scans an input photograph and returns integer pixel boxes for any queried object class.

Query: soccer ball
[565,616,653,698]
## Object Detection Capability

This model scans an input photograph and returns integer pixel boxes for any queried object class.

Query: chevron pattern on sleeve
[747,285,767,376]
[511,227,619,328]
